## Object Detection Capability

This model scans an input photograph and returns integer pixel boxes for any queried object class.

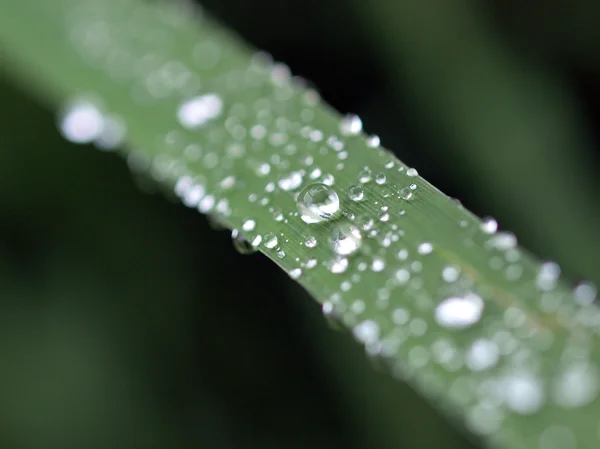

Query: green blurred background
[1,0,599,448]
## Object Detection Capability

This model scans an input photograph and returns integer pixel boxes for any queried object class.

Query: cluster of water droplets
[55,2,600,447]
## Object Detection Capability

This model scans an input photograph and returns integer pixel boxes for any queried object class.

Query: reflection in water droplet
[349,185,364,202]
[331,223,362,256]
[297,183,340,224]
[435,293,484,329]
[177,93,223,129]
[231,229,257,255]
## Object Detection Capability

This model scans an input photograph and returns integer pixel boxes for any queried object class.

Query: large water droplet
[231,229,258,255]
[263,232,278,249]
[330,223,362,256]
[297,183,341,224]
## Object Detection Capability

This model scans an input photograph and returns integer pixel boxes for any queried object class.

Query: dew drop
[366,135,380,147]
[263,232,278,249]
[231,229,258,255]
[398,187,414,200]
[375,173,387,185]
[289,268,303,279]
[340,114,363,136]
[59,100,104,144]
[536,261,561,291]
[353,320,380,344]
[242,219,256,232]
[466,339,499,371]
[552,362,599,408]
[442,265,460,283]
[417,242,433,255]
[297,183,341,224]
[177,93,223,129]
[435,293,484,329]
[481,217,498,234]
[278,171,304,191]
[349,185,364,202]
[371,258,385,272]
[503,373,544,414]
[331,223,362,256]
[358,168,372,183]
[406,168,418,177]
[329,257,349,274]
[305,236,318,248]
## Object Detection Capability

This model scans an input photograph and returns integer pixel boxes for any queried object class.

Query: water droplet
[242,219,256,232]
[289,268,303,279]
[552,362,599,408]
[503,373,544,414]
[375,173,387,185]
[177,93,223,129]
[353,320,380,344]
[481,217,498,234]
[278,171,304,191]
[398,187,414,200]
[358,167,372,183]
[574,282,597,305]
[231,229,257,255]
[331,223,362,256]
[417,242,433,255]
[329,257,349,274]
[435,293,484,329]
[371,258,385,272]
[536,261,560,291]
[406,168,418,177]
[366,135,380,147]
[263,233,278,249]
[340,114,362,135]
[442,265,460,283]
[305,236,317,248]
[466,339,499,371]
[297,183,341,224]
[349,185,364,201]
[59,100,104,144]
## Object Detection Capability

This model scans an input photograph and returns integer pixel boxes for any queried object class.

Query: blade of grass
[1,1,600,448]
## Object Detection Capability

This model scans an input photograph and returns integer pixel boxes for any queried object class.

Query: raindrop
[442,265,460,283]
[552,362,599,408]
[231,229,257,255]
[242,219,256,232]
[349,185,364,202]
[340,114,363,136]
[289,268,303,279]
[330,258,349,274]
[358,168,372,183]
[59,100,104,144]
[375,173,387,185]
[278,171,304,191]
[417,242,433,255]
[366,135,380,147]
[177,93,223,129]
[398,187,414,200]
[435,293,484,329]
[353,320,380,344]
[481,217,498,234]
[331,223,362,256]
[406,168,418,177]
[300,236,317,249]
[371,258,385,272]
[536,261,560,291]
[503,373,544,414]
[466,339,499,371]
[263,233,278,249]
[297,183,341,224]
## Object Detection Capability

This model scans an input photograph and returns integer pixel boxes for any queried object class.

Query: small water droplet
[242,219,256,232]
[358,167,372,183]
[536,261,560,291]
[466,339,499,371]
[305,236,317,248]
[366,135,380,147]
[263,232,278,249]
[481,217,498,234]
[231,229,258,255]
[353,320,380,344]
[349,185,364,201]
[371,258,386,272]
[442,265,461,283]
[297,183,341,224]
[59,100,104,144]
[375,173,387,185]
[278,171,304,191]
[417,242,433,255]
[177,93,223,129]
[406,168,418,177]
[398,187,414,200]
[340,114,363,135]
[435,293,484,329]
[329,257,349,274]
[289,268,303,279]
[331,223,362,256]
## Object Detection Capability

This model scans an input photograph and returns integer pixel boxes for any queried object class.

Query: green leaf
[1,1,600,448]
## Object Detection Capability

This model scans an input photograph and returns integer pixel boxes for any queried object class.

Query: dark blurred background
[1,0,600,448]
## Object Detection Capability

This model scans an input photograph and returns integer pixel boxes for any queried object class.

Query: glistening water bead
[297,183,341,224]
[231,229,258,255]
